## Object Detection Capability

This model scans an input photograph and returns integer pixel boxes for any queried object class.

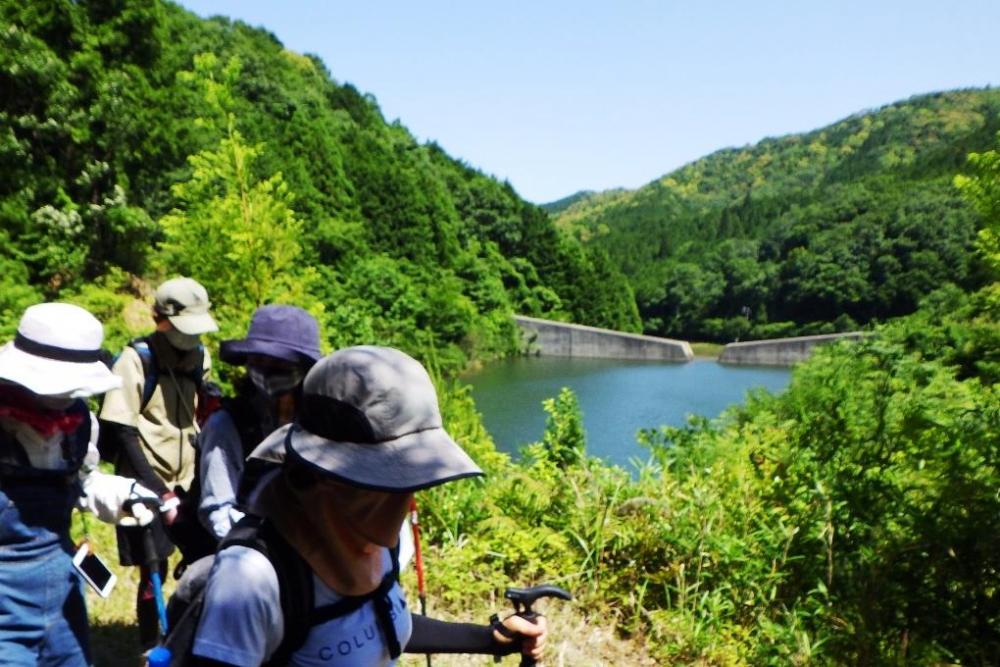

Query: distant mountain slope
[541,188,623,215]
[554,89,999,340]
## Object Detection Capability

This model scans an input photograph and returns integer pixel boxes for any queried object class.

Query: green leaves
[557,90,998,340]
[157,55,306,341]
[956,130,1000,277]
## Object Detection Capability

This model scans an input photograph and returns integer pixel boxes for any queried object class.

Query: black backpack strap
[253,521,315,667]
[307,545,404,659]
[158,516,313,666]
[221,395,266,460]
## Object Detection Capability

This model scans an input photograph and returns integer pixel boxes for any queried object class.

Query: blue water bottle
[147,646,172,667]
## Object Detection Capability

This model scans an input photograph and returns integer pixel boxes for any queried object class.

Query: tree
[955,132,1000,277]
[157,54,311,338]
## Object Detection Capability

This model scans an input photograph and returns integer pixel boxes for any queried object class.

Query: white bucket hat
[0,303,122,398]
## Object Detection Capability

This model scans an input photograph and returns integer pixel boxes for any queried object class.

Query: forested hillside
[555,89,999,341]
[0,0,640,371]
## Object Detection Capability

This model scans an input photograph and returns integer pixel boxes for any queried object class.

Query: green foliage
[955,130,1000,276]
[0,0,636,362]
[422,290,999,664]
[157,53,313,342]
[62,268,147,352]
[0,252,41,339]
[556,90,998,341]
[526,387,586,469]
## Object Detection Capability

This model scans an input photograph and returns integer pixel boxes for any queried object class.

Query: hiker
[198,304,322,541]
[188,346,547,666]
[0,303,160,666]
[99,276,217,649]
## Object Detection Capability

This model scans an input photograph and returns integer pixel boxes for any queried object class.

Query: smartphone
[72,542,117,598]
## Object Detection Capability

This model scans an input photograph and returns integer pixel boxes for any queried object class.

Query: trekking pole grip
[503,585,572,666]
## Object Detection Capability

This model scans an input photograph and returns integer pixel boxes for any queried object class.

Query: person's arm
[405,613,547,660]
[198,410,245,540]
[192,547,283,666]
[98,345,170,499]
[77,413,158,526]
[102,421,170,496]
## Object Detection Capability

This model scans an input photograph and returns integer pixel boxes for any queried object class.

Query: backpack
[96,337,210,463]
[160,514,401,666]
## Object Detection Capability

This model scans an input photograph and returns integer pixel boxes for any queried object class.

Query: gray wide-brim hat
[285,346,483,492]
[220,305,322,366]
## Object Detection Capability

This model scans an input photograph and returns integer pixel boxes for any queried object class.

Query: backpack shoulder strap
[158,516,313,666]
[306,545,403,659]
[222,517,315,667]
[127,337,158,411]
[221,395,265,459]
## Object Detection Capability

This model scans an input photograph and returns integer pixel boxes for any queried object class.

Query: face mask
[163,328,201,351]
[248,366,304,398]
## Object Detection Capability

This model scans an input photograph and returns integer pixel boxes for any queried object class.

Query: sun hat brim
[0,342,121,398]
[220,338,322,366]
[285,423,484,493]
[168,311,218,335]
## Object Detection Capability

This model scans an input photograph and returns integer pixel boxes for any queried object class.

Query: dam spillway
[514,315,693,362]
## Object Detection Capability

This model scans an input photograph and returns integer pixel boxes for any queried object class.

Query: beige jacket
[99,333,212,490]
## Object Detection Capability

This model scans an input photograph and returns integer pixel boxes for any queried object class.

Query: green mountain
[541,188,623,215]
[554,89,999,341]
[0,0,640,369]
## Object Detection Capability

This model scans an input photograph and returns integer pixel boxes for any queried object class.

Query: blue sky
[178,0,1000,203]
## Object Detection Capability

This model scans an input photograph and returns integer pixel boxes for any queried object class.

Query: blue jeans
[0,490,90,667]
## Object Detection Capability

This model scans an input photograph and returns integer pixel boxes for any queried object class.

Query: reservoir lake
[464,357,791,468]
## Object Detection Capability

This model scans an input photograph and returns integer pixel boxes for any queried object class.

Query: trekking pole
[125,498,169,637]
[502,585,572,666]
[409,498,432,667]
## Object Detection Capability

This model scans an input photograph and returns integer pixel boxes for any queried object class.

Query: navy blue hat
[220,305,322,366]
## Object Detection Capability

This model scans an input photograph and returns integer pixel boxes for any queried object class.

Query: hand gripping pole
[501,585,572,666]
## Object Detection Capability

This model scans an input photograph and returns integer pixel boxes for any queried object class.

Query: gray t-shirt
[193,545,412,666]
[197,410,246,539]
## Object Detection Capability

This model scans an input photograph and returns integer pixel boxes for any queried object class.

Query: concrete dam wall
[515,315,693,362]
[719,332,867,366]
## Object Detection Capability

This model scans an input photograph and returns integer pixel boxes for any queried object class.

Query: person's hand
[117,483,158,527]
[493,613,547,662]
[159,491,180,526]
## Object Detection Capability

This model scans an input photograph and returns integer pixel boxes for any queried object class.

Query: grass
[72,511,178,667]
[689,341,724,358]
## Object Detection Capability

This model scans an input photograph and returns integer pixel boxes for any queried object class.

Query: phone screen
[74,547,116,596]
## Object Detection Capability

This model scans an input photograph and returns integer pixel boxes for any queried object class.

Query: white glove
[79,470,158,527]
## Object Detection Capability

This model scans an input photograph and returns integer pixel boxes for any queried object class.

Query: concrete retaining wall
[719,332,867,366]
[515,315,693,362]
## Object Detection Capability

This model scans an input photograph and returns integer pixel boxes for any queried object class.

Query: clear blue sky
[178,0,1000,204]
